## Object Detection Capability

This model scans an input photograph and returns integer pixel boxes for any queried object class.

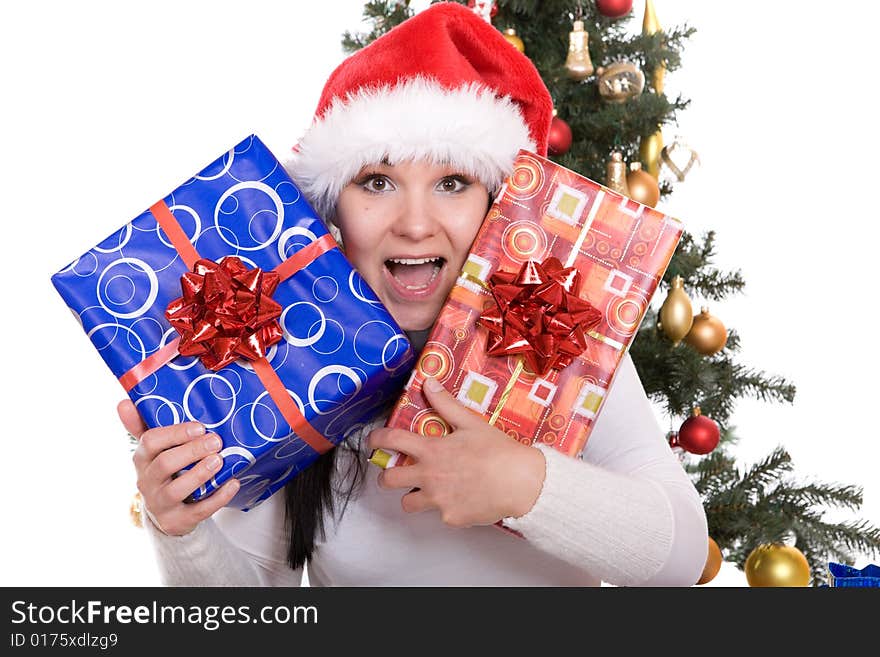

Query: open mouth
[384,256,446,291]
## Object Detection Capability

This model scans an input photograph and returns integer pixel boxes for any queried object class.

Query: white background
[1,1,876,587]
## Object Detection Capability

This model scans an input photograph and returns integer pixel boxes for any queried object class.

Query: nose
[390,190,440,242]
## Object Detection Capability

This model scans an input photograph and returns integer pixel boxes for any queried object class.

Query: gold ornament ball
[503,28,525,53]
[697,537,723,585]
[659,276,693,345]
[745,544,811,587]
[685,307,728,355]
[626,162,660,207]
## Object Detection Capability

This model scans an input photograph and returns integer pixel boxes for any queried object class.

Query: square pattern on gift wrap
[52,135,414,510]
[527,378,558,407]
[572,382,606,421]
[546,183,590,226]
[457,371,499,414]
[385,149,683,461]
[604,269,633,297]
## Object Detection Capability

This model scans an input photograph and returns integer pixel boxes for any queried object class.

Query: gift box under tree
[376,150,682,468]
[52,135,414,510]
[827,562,880,587]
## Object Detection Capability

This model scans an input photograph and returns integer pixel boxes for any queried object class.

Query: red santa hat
[287,1,553,222]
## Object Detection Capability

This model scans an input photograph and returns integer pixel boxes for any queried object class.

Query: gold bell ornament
[605,151,630,196]
[658,275,693,345]
[565,20,594,81]
[503,27,525,53]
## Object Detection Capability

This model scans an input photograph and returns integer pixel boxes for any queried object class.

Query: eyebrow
[355,157,393,177]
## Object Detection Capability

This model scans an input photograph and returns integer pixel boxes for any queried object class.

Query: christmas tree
[343,0,880,585]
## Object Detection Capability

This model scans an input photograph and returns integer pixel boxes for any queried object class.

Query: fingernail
[187,423,206,437]
[206,454,222,471]
[206,435,222,451]
[424,377,443,393]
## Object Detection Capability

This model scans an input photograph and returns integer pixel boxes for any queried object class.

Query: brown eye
[362,175,392,193]
[438,176,468,193]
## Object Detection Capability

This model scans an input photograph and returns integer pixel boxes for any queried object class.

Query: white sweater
[143,353,708,587]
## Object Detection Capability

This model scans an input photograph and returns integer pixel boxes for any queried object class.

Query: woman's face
[335,159,489,331]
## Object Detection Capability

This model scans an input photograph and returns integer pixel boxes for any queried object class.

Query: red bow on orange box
[165,257,284,371]
[477,256,602,376]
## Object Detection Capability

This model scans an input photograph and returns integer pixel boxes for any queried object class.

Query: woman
[118,2,708,586]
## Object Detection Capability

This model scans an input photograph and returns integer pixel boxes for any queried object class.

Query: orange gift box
[374,150,683,468]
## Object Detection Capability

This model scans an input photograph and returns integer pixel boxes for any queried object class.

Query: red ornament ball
[596,0,633,19]
[548,115,573,156]
[467,0,498,19]
[677,409,720,455]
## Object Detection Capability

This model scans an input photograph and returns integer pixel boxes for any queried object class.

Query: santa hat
[287,1,553,222]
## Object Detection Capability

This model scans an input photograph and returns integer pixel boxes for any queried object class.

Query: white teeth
[385,257,444,290]
[388,257,441,265]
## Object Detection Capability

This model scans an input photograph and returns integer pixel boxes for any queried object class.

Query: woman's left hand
[366,376,546,528]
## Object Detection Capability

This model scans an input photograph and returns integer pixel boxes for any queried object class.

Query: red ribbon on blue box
[51,135,415,509]
[119,199,338,455]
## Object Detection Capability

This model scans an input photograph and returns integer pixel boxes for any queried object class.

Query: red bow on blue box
[166,257,284,371]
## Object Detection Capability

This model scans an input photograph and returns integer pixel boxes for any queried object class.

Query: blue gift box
[827,562,880,587]
[51,135,415,510]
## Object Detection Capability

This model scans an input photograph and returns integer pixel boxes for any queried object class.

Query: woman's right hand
[117,399,240,536]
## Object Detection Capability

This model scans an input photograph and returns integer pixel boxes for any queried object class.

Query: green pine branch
[630,314,795,424]
[342,1,414,53]
[609,27,696,75]
[665,231,746,300]
[633,228,791,420]
[694,444,880,584]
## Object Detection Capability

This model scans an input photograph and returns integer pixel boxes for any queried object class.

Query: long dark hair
[282,336,427,569]
[283,436,368,570]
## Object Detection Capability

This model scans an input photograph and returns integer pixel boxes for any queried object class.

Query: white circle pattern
[215,181,284,251]
[183,374,237,428]
[281,302,325,347]
[95,258,158,320]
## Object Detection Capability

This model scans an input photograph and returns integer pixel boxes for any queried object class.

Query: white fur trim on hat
[286,77,535,222]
